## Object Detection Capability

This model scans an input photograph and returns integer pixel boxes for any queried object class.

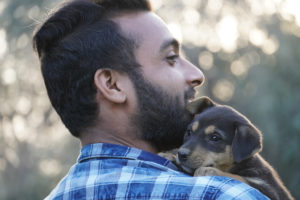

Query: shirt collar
[78,143,179,170]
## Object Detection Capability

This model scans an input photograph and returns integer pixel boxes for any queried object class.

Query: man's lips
[185,88,196,103]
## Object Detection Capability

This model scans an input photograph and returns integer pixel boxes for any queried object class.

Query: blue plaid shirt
[46,143,269,200]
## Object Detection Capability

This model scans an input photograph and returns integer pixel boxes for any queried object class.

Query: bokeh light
[230,59,249,77]
[1,0,300,199]
[198,51,214,70]
[0,29,7,58]
[212,79,235,102]
[216,15,239,53]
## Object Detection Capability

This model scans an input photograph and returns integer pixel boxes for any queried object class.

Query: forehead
[113,11,174,52]
[192,106,244,130]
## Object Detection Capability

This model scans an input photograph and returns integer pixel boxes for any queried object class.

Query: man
[33,0,269,199]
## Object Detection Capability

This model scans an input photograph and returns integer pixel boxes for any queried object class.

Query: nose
[183,59,205,87]
[177,148,191,162]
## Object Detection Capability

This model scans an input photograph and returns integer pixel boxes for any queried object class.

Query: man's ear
[232,124,262,163]
[94,69,126,103]
[186,96,216,115]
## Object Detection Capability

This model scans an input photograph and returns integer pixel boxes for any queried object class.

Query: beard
[130,71,194,152]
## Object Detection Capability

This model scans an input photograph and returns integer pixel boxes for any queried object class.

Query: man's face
[115,12,204,151]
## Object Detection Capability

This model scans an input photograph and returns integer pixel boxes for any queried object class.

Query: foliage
[0,0,299,199]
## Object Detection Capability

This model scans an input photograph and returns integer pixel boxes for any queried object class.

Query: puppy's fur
[165,97,294,200]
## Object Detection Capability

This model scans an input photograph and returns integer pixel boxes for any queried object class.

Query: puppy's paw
[158,152,177,162]
[194,167,223,176]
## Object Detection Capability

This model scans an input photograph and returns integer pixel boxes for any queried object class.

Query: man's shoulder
[45,158,269,200]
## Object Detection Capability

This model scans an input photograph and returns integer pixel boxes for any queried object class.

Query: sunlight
[28,5,40,19]
[248,0,276,16]
[206,0,223,16]
[5,148,19,168]
[2,118,16,148]
[39,159,62,176]
[262,0,277,15]
[1,68,16,85]
[212,79,235,102]
[198,51,214,70]
[16,33,29,49]
[216,15,239,53]
[182,24,202,45]
[0,2,6,13]
[183,8,200,25]
[230,60,249,77]
[167,23,183,42]
[262,36,279,55]
[280,0,300,26]
[206,37,221,53]
[13,5,26,19]
[0,29,7,58]
[193,23,215,47]
[16,96,32,115]
[248,0,263,16]
[33,122,70,150]
[249,28,267,47]
[0,1,299,199]
[12,115,27,142]
[27,109,44,129]
[149,0,162,11]
[182,0,201,8]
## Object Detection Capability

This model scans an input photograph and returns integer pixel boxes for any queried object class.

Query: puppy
[176,97,294,200]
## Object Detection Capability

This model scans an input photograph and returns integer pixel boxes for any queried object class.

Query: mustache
[184,88,196,102]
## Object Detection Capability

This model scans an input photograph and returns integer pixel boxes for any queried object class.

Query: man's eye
[209,133,222,142]
[166,55,179,66]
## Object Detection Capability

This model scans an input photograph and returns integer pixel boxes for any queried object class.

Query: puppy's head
[178,97,262,174]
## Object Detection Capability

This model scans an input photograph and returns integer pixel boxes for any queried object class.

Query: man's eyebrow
[159,38,180,53]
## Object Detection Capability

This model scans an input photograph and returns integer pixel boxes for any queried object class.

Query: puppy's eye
[209,133,222,142]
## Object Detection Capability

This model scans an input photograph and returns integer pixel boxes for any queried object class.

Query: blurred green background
[0,0,299,199]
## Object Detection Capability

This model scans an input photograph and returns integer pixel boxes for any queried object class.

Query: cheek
[156,68,186,95]
[141,61,186,98]
[188,145,208,163]
[206,145,234,171]
[124,78,139,115]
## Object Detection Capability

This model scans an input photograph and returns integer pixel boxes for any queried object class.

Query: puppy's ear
[232,124,262,163]
[186,96,216,115]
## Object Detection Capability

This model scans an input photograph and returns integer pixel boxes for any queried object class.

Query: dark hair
[32,0,151,137]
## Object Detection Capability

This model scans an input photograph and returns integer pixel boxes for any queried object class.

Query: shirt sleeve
[151,174,270,200]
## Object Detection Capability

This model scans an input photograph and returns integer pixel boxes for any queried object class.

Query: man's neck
[80,127,159,154]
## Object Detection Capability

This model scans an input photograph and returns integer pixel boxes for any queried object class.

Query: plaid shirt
[45,143,269,200]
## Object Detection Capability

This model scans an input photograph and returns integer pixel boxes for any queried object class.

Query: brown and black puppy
[176,97,294,200]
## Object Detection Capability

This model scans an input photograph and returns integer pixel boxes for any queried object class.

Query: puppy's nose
[177,148,190,162]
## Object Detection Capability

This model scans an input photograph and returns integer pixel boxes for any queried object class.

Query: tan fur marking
[202,145,233,172]
[204,125,216,135]
[183,145,205,170]
[192,122,199,132]
[183,144,234,171]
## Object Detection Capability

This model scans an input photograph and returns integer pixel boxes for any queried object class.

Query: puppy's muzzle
[177,148,191,163]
